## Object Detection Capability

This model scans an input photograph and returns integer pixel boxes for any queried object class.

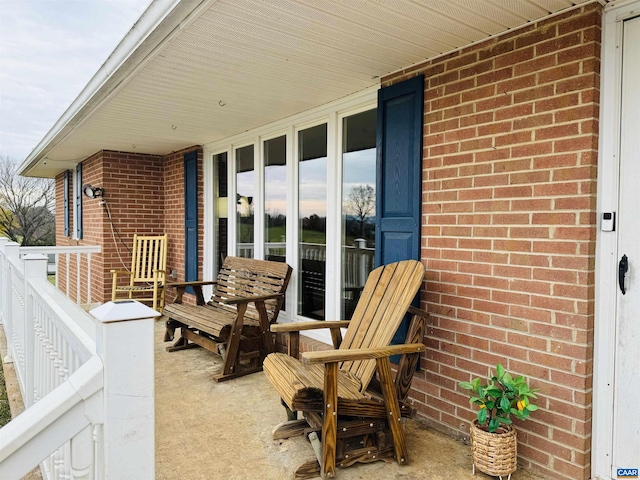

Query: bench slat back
[339,260,424,392]
[211,257,292,323]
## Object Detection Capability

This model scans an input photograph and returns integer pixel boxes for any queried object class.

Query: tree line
[0,155,55,246]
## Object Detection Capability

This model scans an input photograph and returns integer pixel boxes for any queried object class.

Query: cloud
[0,0,151,161]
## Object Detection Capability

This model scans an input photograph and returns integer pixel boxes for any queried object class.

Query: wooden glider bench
[163,256,292,382]
[263,259,428,478]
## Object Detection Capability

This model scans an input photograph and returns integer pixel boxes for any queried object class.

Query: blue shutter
[63,170,70,237]
[184,151,198,287]
[375,75,424,355]
[75,164,82,239]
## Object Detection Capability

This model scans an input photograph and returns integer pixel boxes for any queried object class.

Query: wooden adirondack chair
[263,259,427,478]
[111,234,168,313]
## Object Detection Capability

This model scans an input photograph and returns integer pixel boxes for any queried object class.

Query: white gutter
[18,0,212,178]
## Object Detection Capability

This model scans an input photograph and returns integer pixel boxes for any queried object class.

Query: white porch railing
[19,245,102,305]
[239,241,375,287]
[0,238,158,479]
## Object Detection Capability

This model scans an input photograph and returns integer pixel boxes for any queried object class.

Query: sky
[0,0,152,162]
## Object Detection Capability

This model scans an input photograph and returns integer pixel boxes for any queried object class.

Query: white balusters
[0,237,156,479]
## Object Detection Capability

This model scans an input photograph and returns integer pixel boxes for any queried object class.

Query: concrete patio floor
[154,319,546,480]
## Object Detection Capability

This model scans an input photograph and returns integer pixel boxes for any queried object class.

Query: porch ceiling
[21,0,592,178]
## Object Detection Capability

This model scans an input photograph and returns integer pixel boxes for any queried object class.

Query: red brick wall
[55,147,204,305]
[100,151,165,302]
[52,4,601,477]
[382,5,600,479]
[55,152,105,304]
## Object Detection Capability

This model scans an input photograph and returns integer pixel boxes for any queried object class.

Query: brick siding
[54,152,106,304]
[382,5,601,479]
[55,147,203,306]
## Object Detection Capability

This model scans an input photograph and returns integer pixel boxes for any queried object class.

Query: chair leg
[221,304,246,377]
[281,398,298,421]
[164,319,178,342]
[153,283,158,312]
[376,357,408,465]
[322,362,338,478]
[255,300,274,355]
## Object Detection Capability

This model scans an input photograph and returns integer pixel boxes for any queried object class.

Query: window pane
[298,124,327,320]
[236,145,254,258]
[214,152,228,272]
[264,136,287,263]
[342,109,376,319]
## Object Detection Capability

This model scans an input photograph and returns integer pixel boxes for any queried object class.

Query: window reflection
[236,145,254,258]
[298,124,327,320]
[264,136,287,263]
[342,109,377,319]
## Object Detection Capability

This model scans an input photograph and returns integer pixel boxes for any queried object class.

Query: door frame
[592,1,640,478]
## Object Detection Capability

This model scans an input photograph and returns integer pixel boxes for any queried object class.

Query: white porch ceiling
[22,0,593,177]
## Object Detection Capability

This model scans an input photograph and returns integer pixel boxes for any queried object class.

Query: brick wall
[55,147,204,305]
[101,151,165,302]
[382,5,600,480]
[54,152,105,304]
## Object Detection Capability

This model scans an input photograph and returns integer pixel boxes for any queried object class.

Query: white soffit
[24,0,592,177]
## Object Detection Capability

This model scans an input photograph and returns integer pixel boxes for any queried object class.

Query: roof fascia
[18,0,214,177]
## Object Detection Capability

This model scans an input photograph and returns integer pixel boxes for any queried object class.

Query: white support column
[3,242,20,364]
[90,300,159,480]
[22,254,48,408]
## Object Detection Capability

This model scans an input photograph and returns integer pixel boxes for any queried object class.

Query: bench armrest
[167,280,217,305]
[271,320,350,333]
[301,343,425,364]
[222,292,284,305]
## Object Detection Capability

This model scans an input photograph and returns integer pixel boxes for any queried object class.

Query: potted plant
[459,363,538,479]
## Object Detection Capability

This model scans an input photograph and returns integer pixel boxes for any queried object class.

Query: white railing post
[4,242,20,365]
[22,254,48,408]
[355,238,367,286]
[90,301,159,480]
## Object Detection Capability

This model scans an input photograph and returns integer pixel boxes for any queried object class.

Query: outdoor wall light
[82,184,104,199]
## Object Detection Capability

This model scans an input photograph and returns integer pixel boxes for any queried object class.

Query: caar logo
[617,468,639,478]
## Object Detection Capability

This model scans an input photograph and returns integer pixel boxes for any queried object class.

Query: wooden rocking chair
[263,259,427,478]
[111,234,168,313]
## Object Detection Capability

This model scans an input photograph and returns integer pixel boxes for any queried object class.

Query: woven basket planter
[470,420,517,479]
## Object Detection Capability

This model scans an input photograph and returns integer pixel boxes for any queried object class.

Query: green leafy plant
[459,363,539,433]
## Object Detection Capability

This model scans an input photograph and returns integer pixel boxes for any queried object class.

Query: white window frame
[203,86,378,344]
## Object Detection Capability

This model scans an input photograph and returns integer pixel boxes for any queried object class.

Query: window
[214,152,228,272]
[341,109,377,319]
[264,135,287,262]
[206,90,377,334]
[298,124,328,320]
[236,145,254,258]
